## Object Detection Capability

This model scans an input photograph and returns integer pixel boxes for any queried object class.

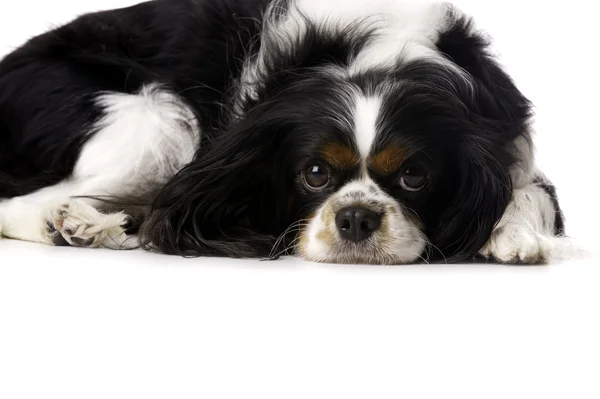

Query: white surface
[1,1,599,398]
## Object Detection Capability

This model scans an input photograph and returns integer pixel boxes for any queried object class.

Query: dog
[0,0,565,264]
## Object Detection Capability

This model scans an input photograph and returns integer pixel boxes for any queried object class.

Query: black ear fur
[436,10,532,128]
[140,117,290,258]
[430,9,533,261]
[430,136,513,262]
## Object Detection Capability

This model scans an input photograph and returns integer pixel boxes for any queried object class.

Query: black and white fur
[0,0,564,264]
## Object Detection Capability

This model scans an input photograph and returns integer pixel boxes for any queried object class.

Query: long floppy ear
[139,116,292,258]
[429,135,513,262]
[428,7,533,261]
[436,8,532,125]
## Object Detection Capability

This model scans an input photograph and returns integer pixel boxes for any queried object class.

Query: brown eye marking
[369,145,406,176]
[321,142,360,170]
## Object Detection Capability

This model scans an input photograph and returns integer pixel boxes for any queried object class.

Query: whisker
[267,219,309,259]
[268,236,303,260]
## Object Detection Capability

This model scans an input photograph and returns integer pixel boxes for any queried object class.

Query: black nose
[335,206,382,242]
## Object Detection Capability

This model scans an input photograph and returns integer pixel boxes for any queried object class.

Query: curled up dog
[0,0,567,264]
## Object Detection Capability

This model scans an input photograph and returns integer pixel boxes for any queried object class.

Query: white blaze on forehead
[353,95,382,158]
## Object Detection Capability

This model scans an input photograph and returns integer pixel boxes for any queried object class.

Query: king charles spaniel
[0,0,565,264]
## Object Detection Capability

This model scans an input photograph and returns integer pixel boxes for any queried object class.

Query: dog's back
[0,0,267,198]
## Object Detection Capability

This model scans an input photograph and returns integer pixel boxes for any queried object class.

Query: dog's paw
[479,223,552,264]
[44,200,138,249]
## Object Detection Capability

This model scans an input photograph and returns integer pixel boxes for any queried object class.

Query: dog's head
[142,4,532,264]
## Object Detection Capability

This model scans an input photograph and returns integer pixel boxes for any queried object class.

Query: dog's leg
[479,174,564,264]
[0,84,200,249]
[479,135,564,264]
[0,182,136,249]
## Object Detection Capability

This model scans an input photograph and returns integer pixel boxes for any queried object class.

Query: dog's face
[283,72,450,264]
[294,153,433,264]
[252,64,499,264]
[142,7,532,264]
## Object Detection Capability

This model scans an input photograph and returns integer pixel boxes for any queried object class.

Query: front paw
[44,200,136,249]
[479,223,552,264]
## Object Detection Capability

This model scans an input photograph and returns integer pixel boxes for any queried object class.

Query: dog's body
[0,0,564,263]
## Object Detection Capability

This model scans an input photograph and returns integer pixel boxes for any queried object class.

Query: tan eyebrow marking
[321,142,360,169]
[369,145,406,175]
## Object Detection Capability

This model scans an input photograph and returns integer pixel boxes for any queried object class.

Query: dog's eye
[303,164,330,191]
[399,166,429,192]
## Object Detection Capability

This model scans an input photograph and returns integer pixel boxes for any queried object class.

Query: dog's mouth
[296,200,427,265]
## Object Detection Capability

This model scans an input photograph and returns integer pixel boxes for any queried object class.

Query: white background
[1,1,599,398]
